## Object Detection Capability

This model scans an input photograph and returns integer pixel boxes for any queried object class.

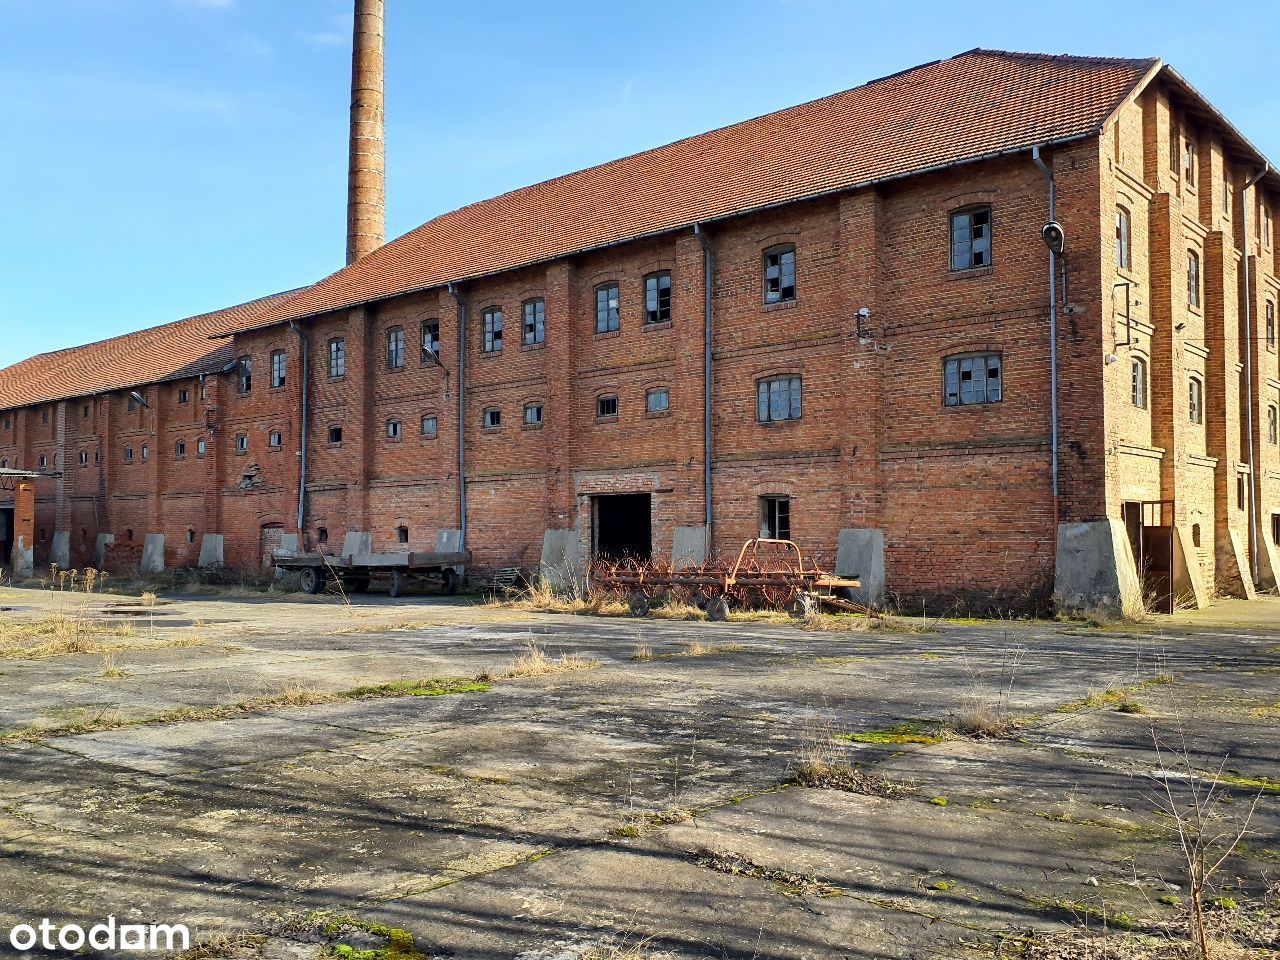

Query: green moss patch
[839,720,947,745]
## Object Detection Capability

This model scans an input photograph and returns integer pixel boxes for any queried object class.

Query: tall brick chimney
[346,0,385,265]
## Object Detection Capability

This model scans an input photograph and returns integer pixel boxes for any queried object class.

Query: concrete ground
[0,583,1277,959]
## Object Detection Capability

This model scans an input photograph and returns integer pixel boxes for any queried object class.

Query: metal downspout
[289,320,310,538]
[1031,146,1061,544]
[447,283,467,549]
[1242,164,1270,585]
[694,224,713,553]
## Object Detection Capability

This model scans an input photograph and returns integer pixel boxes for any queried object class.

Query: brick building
[1,48,1277,613]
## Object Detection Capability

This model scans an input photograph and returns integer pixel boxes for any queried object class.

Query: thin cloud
[297,12,353,48]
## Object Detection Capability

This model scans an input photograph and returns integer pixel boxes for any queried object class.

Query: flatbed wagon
[272,550,468,598]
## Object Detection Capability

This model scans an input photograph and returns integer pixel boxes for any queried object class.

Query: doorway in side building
[1121,500,1173,614]
[593,494,651,561]
[0,506,12,570]
[259,522,285,570]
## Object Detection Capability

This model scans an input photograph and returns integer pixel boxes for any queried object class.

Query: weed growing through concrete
[499,639,599,678]
[793,717,918,797]
[1150,734,1262,959]
[631,642,653,661]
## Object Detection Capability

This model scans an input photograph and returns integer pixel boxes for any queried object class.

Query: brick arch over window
[942,188,997,210]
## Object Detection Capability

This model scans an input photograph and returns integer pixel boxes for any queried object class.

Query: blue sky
[2,0,1278,368]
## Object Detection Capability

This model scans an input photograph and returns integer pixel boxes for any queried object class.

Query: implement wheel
[706,596,730,622]
[628,591,651,618]
[299,567,325,595]
[389,570,406,598]
[786,593,813,619]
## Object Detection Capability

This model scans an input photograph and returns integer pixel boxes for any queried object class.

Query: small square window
[944,353,1002,406]
[235,434,248,453]
[396,526,409,544]
[482,307,504,353]
[595,284,620,333]
[524,403,543,426]
[177,388,189,405]
[38,454,47,469]
[269,430,283,448]
[597,394,618,419]
[646,387,669,414]
[421,415,438,438]
[175,440,186,458]
[763,246,796,303]
[950,207,992,271]
[756,376,802,422]
[483,408,501,429]
[386,419,402,440]
[523,299,545,346]
[81,404,89,418]
[644,272,672,324]
[317,527,329,544]
[328,426,343,444]
[759,496,791,541]
[124,446,134,463]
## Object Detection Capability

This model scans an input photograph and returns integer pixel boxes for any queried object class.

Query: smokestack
[346,0,385,265]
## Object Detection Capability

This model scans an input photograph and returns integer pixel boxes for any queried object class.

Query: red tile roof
[0,290,300,411]
[227,48,1159,333]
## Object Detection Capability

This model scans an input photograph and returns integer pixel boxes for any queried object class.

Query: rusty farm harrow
[587,538,862,620]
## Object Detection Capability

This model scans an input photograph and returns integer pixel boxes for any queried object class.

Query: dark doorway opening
[1121,500,1174,614]
[0,507,12,569]
[594,494,651,561]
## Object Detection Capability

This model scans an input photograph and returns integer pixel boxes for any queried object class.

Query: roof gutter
[1242,162,1271,586]
[220,135,1099,335]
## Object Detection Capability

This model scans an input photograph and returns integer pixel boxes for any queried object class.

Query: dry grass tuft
[578,935,668,960]
[950,697,1019,739]
[100,651,129,679]
[682,640,744,657]
[631,642,654,662]
[501,640,599,679]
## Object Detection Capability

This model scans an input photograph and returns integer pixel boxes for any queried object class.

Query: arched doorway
[259,522,284,569]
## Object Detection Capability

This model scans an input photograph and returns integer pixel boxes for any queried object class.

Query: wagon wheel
[614,556,652,597]
[299,567,325,595]
[733,557,769,611]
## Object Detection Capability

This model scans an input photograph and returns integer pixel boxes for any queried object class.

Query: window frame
[237,357,252,395]
[268,430,283,449]
[523,402,544,427]
[235,433,248,454]
[1269,405,1278,445]
[949,206,993,272]
[1187,250,1201,308]
[482,306,504,353]
[420,414,438,438]
[759,495,792,541]
[421,319,440,362]
[645,387,670,415]
[522,298,545,346]
[762,244,797,304]
[596,394,619,420]
[756,375,803,423]
[385,418,402,441]
[1189,375,1204,424]
[327,425,343,445]
[270,349,287,389]
[177,388,189,405]
[644,270,672,324]
[387,326,406,370]
[328,337,346,379]
[595,283,620,334]
[943,352,1003,408]
[124,446,134,464]
[1116,205,1132,272]
[1131,356,1148,409]
[174,440,186,459]
[483,407,502,429]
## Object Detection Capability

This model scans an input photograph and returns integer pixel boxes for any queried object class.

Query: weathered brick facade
[1,54,1276,611]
